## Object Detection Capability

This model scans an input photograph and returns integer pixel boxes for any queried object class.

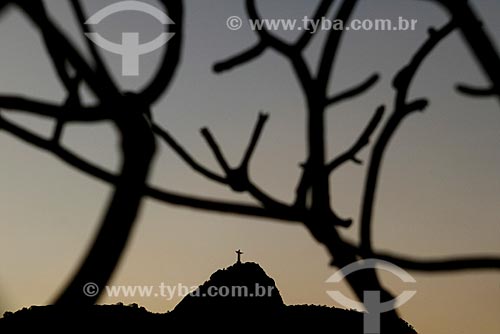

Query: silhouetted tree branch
[371,252,500,272]
[212,0,402,326]
[0,111,306,223]
[326,106,385,173]
[343,241,500,271]
[69,0,117,91]
[317,0,358,90]
[15,0,119,100]
[0,96,108,121]
[153,124,226,184]
[1,0,184,305]
[139,1,183,104]
[327,74,380,106]
[456,83,496,97]
[1,0,499,322]
[360,22,456,255]
[296,0,336,49]
[429,0,500,101]
[200,114,290,210]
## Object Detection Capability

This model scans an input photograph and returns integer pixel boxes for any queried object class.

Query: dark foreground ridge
[0,262,416,333]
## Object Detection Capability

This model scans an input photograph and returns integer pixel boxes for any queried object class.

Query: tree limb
[214,43,266,73]
[427,0,500,103]
[200,114,289,209]
[0,95,108,121]
[0,111,305,224]
[139,0,184,105]
[69,0,117,91]
[456,83,496,97]
[326,105,384,173]
[296,0,336,49]
[345,242,500,271]
[317,0,358,91]
[245,0,294,55]
[239,112,269,169]
[153,123,226,184]
[376,252,500,271]
[15,0,119,100]
[360,22,456,255]
[200,127,232,174]
[326,73,380,106]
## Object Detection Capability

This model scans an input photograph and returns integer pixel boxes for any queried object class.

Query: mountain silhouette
[0,261,416,333]
[173,262,283,314]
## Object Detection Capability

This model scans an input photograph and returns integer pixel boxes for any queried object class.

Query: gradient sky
[0,0,499,333]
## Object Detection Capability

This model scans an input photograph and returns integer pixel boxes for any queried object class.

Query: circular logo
[83,282,100,297]
[227,16,243,31]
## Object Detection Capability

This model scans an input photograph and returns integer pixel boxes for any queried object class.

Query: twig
[376,253,500,271]
[428,0,500,102]
[0,112,305,223]
[200,127,232,174]
[360,22,456,254]
[317,0,358,90]
[0,95,107,121]
[456,83,496,97]
[139,0,184,104]
[326,74,380,106]
[15,0,118,100]
[70,0,117,91]
[214,43,266,73]
[0,112,115,182]
[153,123,226,184]
[239,112,269,169]
[200,114,288,208]
[296,0,336,49]
[326,105,384,173]
[245,0,294,54]
[344,241,500,271]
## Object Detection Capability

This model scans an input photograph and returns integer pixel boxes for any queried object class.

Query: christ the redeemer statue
[236,249,243,264]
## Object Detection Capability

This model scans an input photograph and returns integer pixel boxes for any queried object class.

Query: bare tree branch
[317,0,358,91]
[148,187,303,222]
[428,0,500,102]
[295,0,336,49]
[69,0,117,91]
[53,74,82,144]
[3,0,498,313]
[376,252,500,271]
[360,22,457,254]
[344,242,500,271]
[214,43,266,73]
[200,115,289,209]
[294,160,310,209]
[326,105,384,173]
[456,83,496,97]
[15,0,119,100]
[200,127,232,174]
[139,0,184,105]
[5,109,499,275]
[326,73,380,106]
[245,0,294,54]
[215,0,336,74]
[239,112,269,169]
[153,123,226,184]
[0,112,115,182]
[214,0,315,95]
[0,95,108,121]
[0,112,307,223]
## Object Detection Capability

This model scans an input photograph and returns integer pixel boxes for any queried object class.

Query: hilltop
[0,262,416,333]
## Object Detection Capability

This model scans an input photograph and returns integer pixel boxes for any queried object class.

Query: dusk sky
[0,1,499,333]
